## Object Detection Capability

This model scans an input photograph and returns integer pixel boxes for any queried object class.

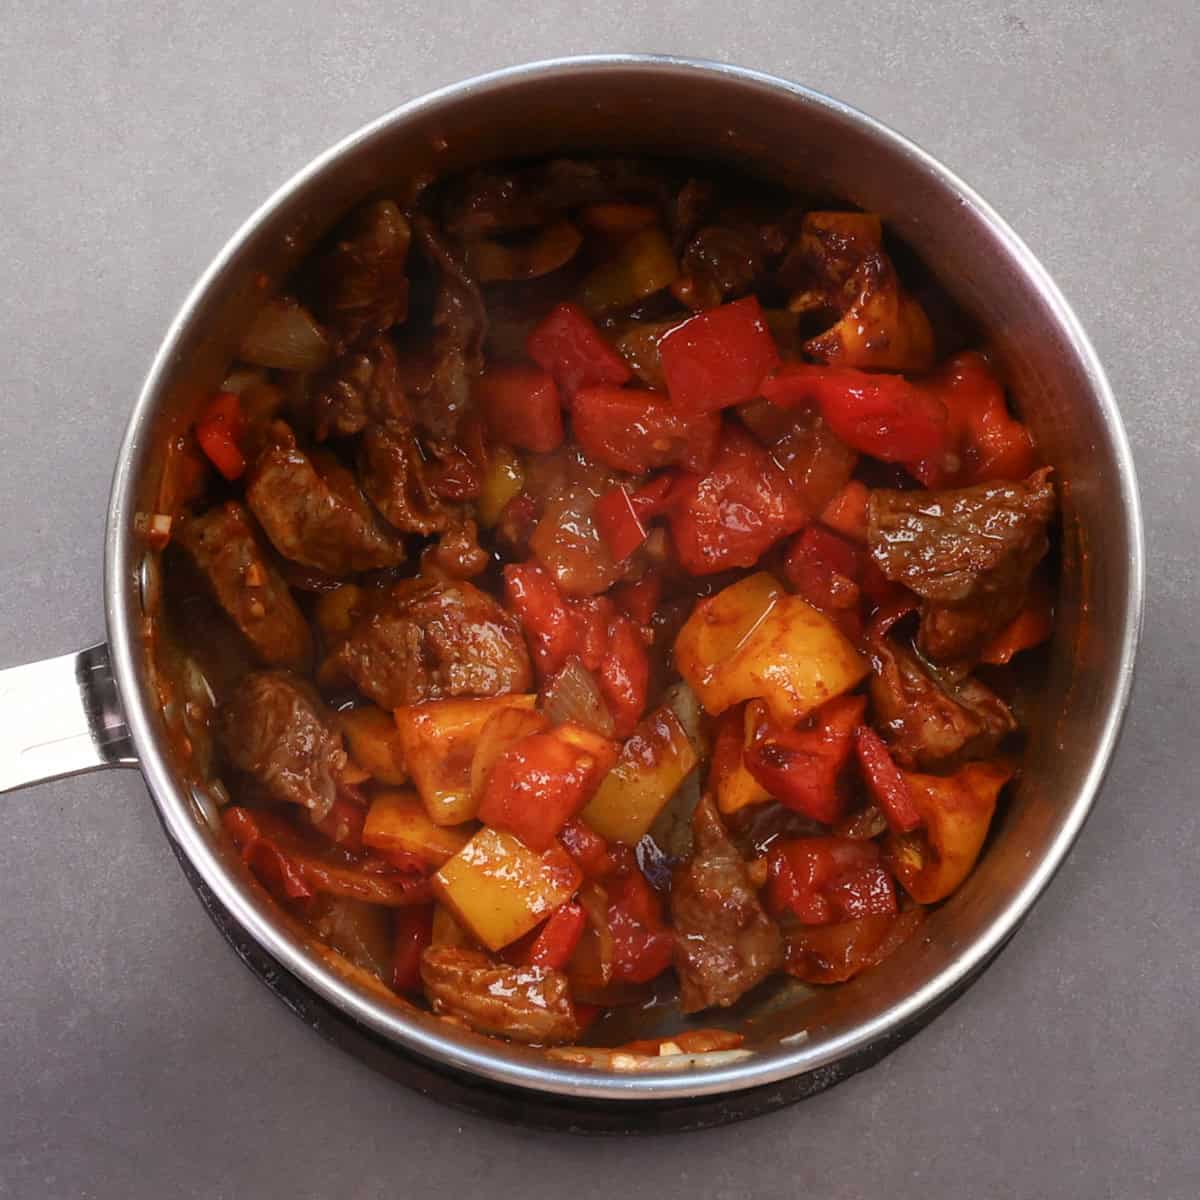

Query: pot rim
[103,53,1145,1101]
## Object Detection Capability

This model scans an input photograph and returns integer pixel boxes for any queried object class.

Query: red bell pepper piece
[559,817,615,880]
[766,836,896,925]
[911,352,1036,487]
[221,807,314,903]
[503,562,577,677]
[391,905,434,994]
[597,614,650,738]
[820,480,871,543]
[659,296,781,413]
[745,694,867,824]
[569,595,613,672]
[195,391,247,480]
[310,795,367,852]
[606,870,674,983]
[594,486,649,561]
[762,363,948,464]
[667,422,806,574]
[524,902,587,970]
[526,302,632,397]
[611,571,662,628]
[478,727,618,851]
[782,525,866,639]
[476,364,563,453]
[571,385,720,474]
[853,726,922,834]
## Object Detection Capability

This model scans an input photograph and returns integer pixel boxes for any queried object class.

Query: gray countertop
[1,3,1196,1197]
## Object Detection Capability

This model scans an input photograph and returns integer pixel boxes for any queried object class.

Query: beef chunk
[868,468,1055,663]
[309,335,412,441]
[420,947,580,1044]
[411,217,487,439]
[358,424,452,535]
[221,671,345,820]
[868,636,1015,769]
[177,502,311,670]
[332,577,532,709]
[675,224,767,311]
[670,794,783,1013]
[245,422,404,577]
[312,199,411,347]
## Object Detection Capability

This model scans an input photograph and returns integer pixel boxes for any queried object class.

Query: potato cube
[581,707,699,844]
[433,827,581,951]
[340,705,408,785]
[362,789,471,867]
[675,572,867,725]
[395,696,537,826]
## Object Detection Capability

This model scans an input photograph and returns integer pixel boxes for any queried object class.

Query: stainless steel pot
[0,56,1143,1120]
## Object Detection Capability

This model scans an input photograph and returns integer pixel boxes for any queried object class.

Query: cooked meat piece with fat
[358,424,452,535]
[868,468,1055,663]
[221,670,346,820]
[332,577,533,709]
[868,636,1016,769]
[245,422,404,577]
[309,335,412,441]
[312,199,411,347]
[670,794,783,1013]
[420,947,580,1044]
[176,501,311,670]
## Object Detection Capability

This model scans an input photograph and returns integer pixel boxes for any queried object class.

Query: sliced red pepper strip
[391,905,434,994]
[853,725,922,834]
[195,391,247,480]
[476,364,564,452]
[659,296,781,414]
[597,613,650,738]
[594,486,649,561]
[526,302,632,397]
[762,363,948,464]
[503,561,577,677]
[525,902,587,970]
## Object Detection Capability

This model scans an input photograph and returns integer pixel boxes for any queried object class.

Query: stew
[151,157,1056,1054]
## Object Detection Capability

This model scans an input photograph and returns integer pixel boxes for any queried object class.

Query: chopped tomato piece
[391,905,434,993]
[782,525,865,639]
[744,694,867,824]
[476,364,564,452]
[762,363,948,464]
[559,817,614,879]
[594,486,649,561]
[854,725,922,833]
[503,562,576,677]
[911,352,1036,486]
[784,909,925,984]
[611,571,662,628]
[606,870,674,984]
[597,614,650,737]
[667,422,806,574]
[525,902,587,970]
[526,302,632,397]
[571,386,720,474]
[195,391,247,480]
[659,296,780,413]
[766,837,896,925]
[478,725,619,851]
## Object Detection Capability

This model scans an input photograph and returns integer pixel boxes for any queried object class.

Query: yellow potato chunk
[433,827,581,952]
[362,789,472,867]
[340,705,408,785]
[675,572,867,726]
[581,707,699,844]
[395,695,536,826]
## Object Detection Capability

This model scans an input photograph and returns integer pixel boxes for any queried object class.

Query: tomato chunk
[571,385,719,474]
[477,364,563,452]
[526,302,632,397]
[478,725,618,851]
[766,836,896,925]
[763,363,948,464]
[745,694,866,824]
[606,869,674,984]
[667,423,806,575]
[524,902,587,970]
[659,297,781,413]
[503,562,577,677]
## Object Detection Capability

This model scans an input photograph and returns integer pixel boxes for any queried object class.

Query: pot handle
[0,643,138,793]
